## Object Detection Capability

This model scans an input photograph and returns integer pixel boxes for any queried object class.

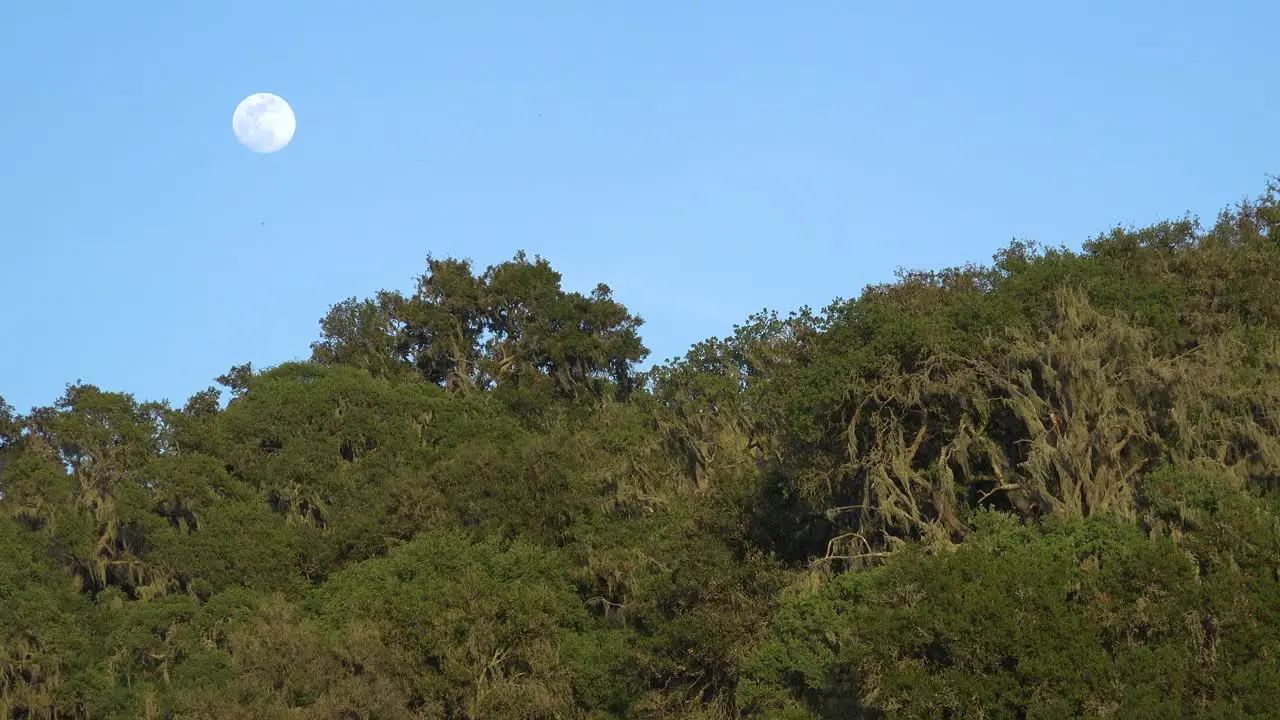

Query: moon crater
[232,93,296,153]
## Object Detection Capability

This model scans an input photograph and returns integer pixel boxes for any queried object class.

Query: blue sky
[2,1,1277,413]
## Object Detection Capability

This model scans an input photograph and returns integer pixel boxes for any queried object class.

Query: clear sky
[2,2,1277,414]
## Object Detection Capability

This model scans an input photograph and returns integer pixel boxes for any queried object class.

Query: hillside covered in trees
[6,182,1280,719]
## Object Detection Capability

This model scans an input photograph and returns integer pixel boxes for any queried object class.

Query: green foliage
[312,251,649,404]
[0,515,92,719]
[741,490,1280,718]
[6,183,1280,717]
[310,529,587,717]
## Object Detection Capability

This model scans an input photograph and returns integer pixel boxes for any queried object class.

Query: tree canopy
[6,184,1280,718]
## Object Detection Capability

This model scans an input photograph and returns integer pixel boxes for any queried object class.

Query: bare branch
[978,483,1022,504]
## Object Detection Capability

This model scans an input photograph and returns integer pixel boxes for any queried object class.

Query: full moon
[232,93,296,153]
